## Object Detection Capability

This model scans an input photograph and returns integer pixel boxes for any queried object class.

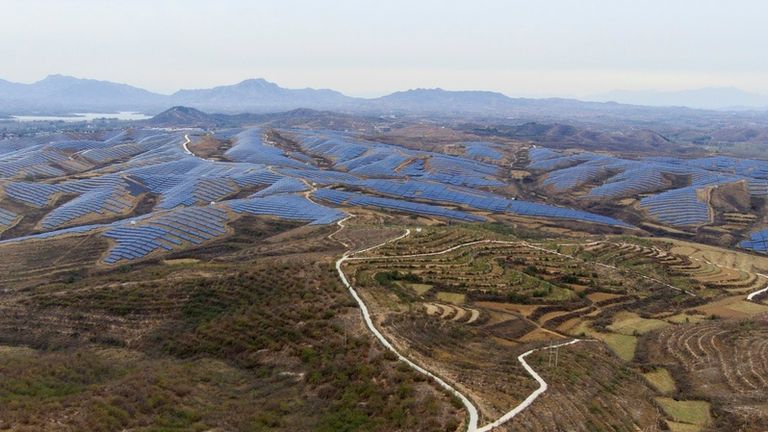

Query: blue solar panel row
[41,187,134,229]
[538,151,762,202]
[341,150,410,178]
[639,186,710,226]
[0,223,105,246]
[464,142,502,160]
[587,167,668,199]
[225,129,307,168]
[739,229,768,254]
[746,179,768,196]
[507,200,632,228]
[251,177,308,197]
[44,139,111,153]
[0,148,69,178]
[313,188,484,222]
[420,155,504,187]
[227,193,346,225]
[529,152,600,171]
[80,137,162,164]
[157,177,238,209]
[102,206,229,264]
[277,167,362,186]
[294,133,369,163]
[543,159,610,192]
[359,179,630,227]
[528,147,561,163]
[685,156,768,180]
[0,207,17,229]
[3,181,59,207]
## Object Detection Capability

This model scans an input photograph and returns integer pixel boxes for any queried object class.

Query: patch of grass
[601,333,637,361]
[587,331,637,362]
[163,258,200,265]
[436,292,466,305]
[405,283,433,295]
[572,322,636,361]
[665,313,707,324]
[666,420,702,432]
[724,300,768,315]
[655,398,712,426]
[643,368,676,394]
[608,312,669,335]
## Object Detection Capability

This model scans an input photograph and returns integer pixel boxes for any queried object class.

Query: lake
[11,112,151,122]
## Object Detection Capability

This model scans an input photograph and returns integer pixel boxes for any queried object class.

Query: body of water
[11,112,151,122]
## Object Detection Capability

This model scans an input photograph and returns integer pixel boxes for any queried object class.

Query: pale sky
[1,0,766,98]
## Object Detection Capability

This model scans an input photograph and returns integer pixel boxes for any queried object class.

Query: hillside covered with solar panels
[0,122,642,266]
[522,146,768,254]
[2,110,768,268]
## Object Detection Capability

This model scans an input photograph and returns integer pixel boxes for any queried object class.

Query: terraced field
[642,316,768,430]
[339,223,768,430]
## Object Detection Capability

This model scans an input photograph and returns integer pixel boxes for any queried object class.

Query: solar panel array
[528,147,560,163]
[421,155,503,187]
[0,148,68,178]
[22,127,768,264]
[587,167,669,199]
[464,141,502,160]
[3,181,59,207]
[157,178,238,209]
[80,134,175,164]
[251,177,308,197]
[41,187,134,229]
[639,186,710,226]
[0,207,17,230]
[295,134,368,162]
[685,156,768,179]
[289,131,503,188]
[739,229,768,254]
[227,194,345,225]
[225,129,306,167]
[313,188,484,222]
[358,179,630,227]
[340,149,409,178]
[543,159,610,192]
[102,206,229,264]
[277,167,362,186]
[0,223,104,245]
[529,153,599,171]
[524,147,768,235]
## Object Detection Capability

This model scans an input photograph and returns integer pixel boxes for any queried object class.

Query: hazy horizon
[3,0,767,99]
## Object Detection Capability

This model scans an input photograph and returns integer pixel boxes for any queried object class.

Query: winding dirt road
[747,273,768,301]
[333,220,588,432]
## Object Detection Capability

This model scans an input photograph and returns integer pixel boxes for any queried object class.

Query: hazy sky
[2,0,766,97]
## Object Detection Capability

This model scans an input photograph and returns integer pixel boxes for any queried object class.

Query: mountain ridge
[591,87,768,110]
[2,74,767,119]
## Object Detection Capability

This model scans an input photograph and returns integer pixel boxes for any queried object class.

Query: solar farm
[1,126,768,265]
[0,127,647,266]
[527,147,768,253]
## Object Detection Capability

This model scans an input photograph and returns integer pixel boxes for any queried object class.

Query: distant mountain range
[1,74,767,118]
[0,75,166,112]
[591,87,768,110]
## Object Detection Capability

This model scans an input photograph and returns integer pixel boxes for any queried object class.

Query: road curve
[333,221,588,432]
[747,273,768,301]
[334,224,481,431]
[476,339,582,432]
[181,134,193,155]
